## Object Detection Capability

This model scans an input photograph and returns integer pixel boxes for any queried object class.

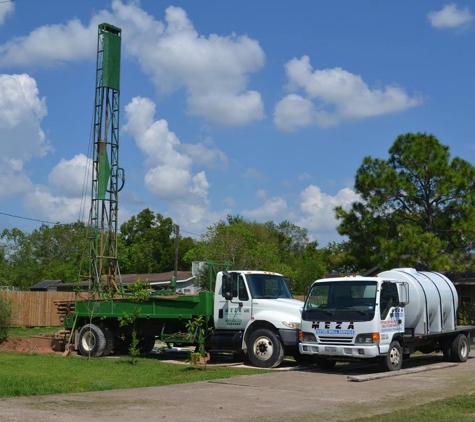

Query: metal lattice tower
[88,23,124,293]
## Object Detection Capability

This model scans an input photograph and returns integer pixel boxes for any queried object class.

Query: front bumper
[299,342,380,358]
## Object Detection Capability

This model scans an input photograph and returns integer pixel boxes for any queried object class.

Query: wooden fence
[0,291,75,327]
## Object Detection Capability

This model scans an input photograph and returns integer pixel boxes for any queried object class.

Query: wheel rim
[253,336,274,361]
[389,345,401,368]
[81,330,95,352]
[460,339,468,357]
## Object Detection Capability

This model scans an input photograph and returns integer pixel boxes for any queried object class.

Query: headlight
[282,321,301,329]
[355,333,379,344]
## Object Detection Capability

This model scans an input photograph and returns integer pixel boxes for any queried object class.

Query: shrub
[0,296,13,344]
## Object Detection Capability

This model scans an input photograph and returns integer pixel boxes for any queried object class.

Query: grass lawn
[352,393,475,422]
[0,352,268,397]
[8,326,59,338]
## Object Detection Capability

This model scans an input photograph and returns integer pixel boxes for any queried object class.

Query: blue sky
[0,1,474,246]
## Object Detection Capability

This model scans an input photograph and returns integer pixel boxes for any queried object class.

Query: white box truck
[299,268,475,371]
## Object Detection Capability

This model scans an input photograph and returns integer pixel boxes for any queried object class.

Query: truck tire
[380,341,403,371]
[100,325,114,357]
[247,329,284,368]
[77,324,106,357]
[315,357,336,370]
[138,336,156,354]
[292,351,315,365]
[450,334,469,362]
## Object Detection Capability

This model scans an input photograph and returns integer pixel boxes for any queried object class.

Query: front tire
[77,324,106,357]
[381,341,403,371]
[315,357,336,370]
[247,329,284,368]
[451,334,469,362]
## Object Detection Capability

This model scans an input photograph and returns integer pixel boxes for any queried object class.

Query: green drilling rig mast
[88,23,124,294]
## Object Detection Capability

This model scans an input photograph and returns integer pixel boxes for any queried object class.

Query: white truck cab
[209,270,304,368]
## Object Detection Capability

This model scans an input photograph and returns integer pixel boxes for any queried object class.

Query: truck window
[380,282,398,319]
[246,274,292,299]
[230,274,249,301]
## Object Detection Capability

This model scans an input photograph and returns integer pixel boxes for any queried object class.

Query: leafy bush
[0,296,13,344]
[458,302,475,326]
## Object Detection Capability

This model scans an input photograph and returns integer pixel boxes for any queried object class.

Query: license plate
[325,346,337,353]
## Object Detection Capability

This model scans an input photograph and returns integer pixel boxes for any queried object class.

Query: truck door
[379,282,405,346]
[216,273,252,331]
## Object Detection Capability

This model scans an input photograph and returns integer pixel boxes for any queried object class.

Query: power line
[0,211,62,225]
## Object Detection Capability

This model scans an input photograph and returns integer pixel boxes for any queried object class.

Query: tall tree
[185,216,326,294]
[1,223,88,289]
[335,133,475,271]
[118,208,195,274]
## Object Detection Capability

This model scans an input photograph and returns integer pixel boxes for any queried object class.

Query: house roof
[29,280,64,291]
[121,271,193,284]
[55,271,195,291]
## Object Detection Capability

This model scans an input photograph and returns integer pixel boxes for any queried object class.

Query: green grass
[0,352,268,397]
[8,326,59,338]
[351,393,475,422]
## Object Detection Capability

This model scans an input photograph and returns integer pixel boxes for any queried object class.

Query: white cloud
[239,184,359,245]
[24,187,83,223]
[48,154,91,197]
[0,18,101,67]
[0,1,265,126]
[121,4,266,126]
[0,1,14,26]
[0,73,49,198]
[181,142,228,168]
[274,56,422,130]
[124,95,214,203]
[274,94,316,131]
[295,185,359,237]
[242,168,266,180]
[428,4,474,28]
[243,197,288,219]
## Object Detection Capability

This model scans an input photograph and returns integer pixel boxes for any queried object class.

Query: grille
[318,336,353,344]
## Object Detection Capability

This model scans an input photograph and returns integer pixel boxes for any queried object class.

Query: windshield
[303,280,377,321]
[246,274,293,299]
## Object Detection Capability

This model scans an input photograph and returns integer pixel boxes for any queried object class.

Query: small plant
[185,315,211,367]
[126,279,150,302]
[0,296,13,344]
[118,307,141,365]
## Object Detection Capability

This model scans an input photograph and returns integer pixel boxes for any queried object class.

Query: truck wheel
[292,351,315,365]
[381,341,403,371]
[315,357,336,370]
[100,326,114,357]
[247,329,284,368]
[442,340,452,362]
[138,336,156,354]
[451,334,469,362]
[78,324,106,357]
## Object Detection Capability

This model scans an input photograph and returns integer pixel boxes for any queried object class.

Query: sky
[1,0,475,247]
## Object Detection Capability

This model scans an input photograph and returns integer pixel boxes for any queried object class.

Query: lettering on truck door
[217,273,252,330]
[379,282,404,344]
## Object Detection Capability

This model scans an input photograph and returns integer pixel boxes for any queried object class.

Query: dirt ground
[0,336,59,354]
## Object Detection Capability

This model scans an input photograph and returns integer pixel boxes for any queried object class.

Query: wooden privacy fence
[0,291,75,327]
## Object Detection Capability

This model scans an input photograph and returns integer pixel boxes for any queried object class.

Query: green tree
[185,216,326,294]
[118,208,195,274]
[335,133,475,271]
[0,222,88,289]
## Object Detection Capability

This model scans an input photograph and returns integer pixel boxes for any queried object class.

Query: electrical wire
[0,211,62,225]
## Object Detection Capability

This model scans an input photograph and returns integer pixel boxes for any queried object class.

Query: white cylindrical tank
[378,268,458,335]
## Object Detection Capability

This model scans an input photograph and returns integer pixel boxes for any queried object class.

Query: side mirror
[222,271,233,301]
[397,282,409,307]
